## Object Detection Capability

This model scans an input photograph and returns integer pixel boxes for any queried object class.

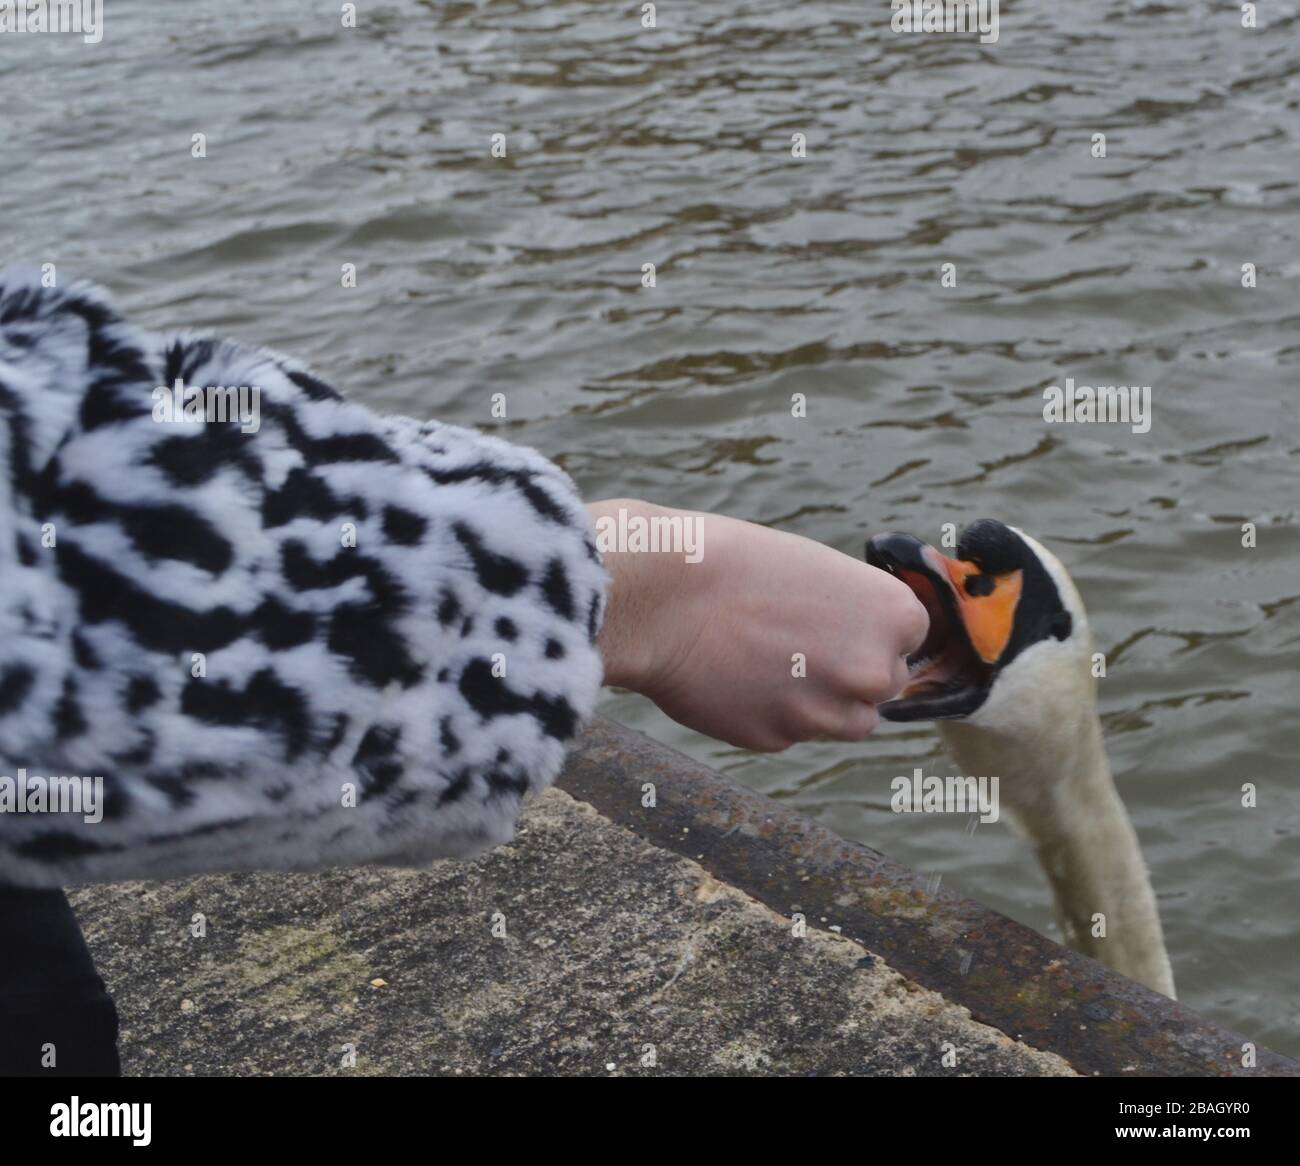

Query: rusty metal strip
[558,716,1298,1078]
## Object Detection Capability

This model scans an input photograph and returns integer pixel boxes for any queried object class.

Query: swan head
[865,519,1092,732]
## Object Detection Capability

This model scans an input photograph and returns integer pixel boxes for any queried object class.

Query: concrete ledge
[73,788,1072,1076]
[560,717,1297,1078]
[69,716,1295,1077]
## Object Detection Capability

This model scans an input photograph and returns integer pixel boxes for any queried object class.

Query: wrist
[587,498,692,693]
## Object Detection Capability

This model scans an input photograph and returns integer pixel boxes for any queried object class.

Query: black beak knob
[865,531,929,574]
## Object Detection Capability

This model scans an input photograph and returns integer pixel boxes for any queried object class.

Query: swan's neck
[938,711,1175,998]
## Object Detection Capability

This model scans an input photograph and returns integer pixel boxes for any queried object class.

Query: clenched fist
[591,499,928,751]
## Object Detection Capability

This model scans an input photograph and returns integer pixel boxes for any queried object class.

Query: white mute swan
[865,519,1175,999]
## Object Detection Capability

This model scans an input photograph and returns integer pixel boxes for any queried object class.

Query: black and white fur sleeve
[0,270,607,887]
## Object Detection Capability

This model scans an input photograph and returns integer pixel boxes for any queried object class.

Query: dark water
[4,1,1297,1056]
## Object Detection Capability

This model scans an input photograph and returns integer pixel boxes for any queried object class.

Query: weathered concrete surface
[560,719,1299,1078]
[71,789,1073,1077]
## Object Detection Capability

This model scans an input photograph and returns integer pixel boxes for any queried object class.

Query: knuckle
[826,704,878,741]
[899,593,929,650]
[796,699,846,739]
[855,666,895,702]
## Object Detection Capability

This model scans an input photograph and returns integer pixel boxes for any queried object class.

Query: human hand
[590,499,928,751]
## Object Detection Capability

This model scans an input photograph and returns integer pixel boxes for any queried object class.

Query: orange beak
[937,556,1023,665]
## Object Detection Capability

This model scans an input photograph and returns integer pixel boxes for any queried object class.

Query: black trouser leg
[0,887,120,1076]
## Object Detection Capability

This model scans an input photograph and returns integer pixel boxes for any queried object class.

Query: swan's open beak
[865,526,1025,721]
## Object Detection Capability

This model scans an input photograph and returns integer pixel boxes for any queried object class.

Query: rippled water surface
[4,1,1298,1055]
